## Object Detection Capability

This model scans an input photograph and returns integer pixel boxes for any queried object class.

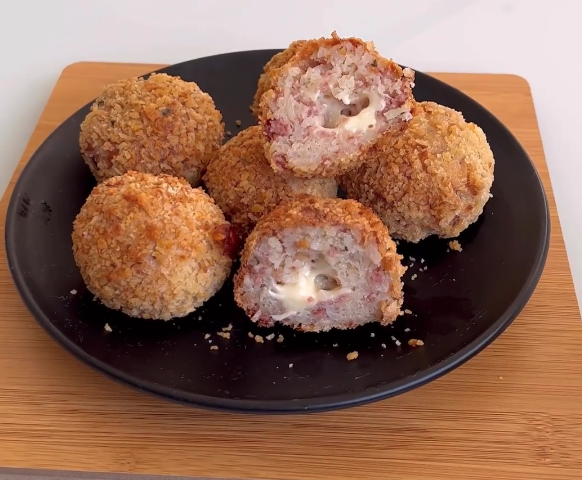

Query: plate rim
[3,49,552,414]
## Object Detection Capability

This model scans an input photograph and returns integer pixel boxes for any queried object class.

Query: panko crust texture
[251,40,306,120]
[72,171,236,321]
[79,73,224,186]
[233,194,406,327]
[203,126,338,240]
[341,101,495,243]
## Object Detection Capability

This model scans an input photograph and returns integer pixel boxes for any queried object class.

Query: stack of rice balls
[72,31,495,333]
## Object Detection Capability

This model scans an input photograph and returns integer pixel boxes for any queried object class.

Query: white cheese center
[269,260,349,320]
[321,92,384,132]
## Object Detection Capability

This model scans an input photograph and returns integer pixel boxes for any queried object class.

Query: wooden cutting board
[0,62,581,480]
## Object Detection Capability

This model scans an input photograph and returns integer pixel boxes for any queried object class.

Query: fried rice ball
[258,31,415,179]
[340,101,495,243]
[203,126,338,240]
[79,73,224,186]
[251,40,306,120]
[234,194,406,332]
[72,171,238,321]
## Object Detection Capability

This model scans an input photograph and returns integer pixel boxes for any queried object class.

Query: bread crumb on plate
[448,240,462,252]
[346,351,359,361]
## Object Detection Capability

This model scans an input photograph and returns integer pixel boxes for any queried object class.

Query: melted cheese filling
[269,260,349,320]
[321,92,384,132]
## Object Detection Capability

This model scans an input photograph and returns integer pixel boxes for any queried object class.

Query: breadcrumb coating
[203,126,337,240]
[341,101,495,243]
[72,171,235,320]
[251,40,306,120]
[79,73,224,186]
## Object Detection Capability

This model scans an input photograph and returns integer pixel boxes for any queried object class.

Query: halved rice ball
[234,194,406,332]
[258,31,415,178]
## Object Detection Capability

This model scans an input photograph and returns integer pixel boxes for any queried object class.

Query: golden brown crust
[233,194,406,325]
[251,40,306,120]
[79,73,224,185]
[72,171,233,320]
[341,101,495,242]
[203,126,337,239]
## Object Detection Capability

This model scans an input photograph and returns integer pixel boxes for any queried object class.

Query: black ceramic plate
[5,50,550,413]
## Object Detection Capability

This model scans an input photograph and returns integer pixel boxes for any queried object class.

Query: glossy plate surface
[5,50,550,413]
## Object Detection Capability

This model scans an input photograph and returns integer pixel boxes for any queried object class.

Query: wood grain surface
[0,62,581,480]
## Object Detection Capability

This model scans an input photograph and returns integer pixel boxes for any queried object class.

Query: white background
[1,0,580,309]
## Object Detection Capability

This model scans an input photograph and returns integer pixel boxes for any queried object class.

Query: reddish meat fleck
[370,270,385,285]
[311,306,326,318]
[265,119,292,139]
[272,154,288,170]
[212,223,242,259]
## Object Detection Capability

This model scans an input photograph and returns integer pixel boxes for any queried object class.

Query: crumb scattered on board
[277,334,284,343]
[381,343,387,349]
[266,333,275,341]
[104,323,112,332]
[210,345,219,351]
[223,324,233,332]
[404,309,412,315]
[411,274,417,280]
[70,289,77,295]
[248,332,254,339]
[226,130,232,136]
[346,351,359,361]
[235,119,242,127]
[204,333,210,340]
[254,334,264,344]
[498,376,504,380]
[288,363,293,368]
[217,331,230,339]
[448,240,462,252]
[370,332,375,338]
[408,339,425,347]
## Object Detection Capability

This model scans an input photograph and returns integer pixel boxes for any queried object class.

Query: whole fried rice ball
[258,31,415,178]
[341,101,495,243]
[234,194,406,332]
[79,73,224,186]
[203,125,337,240]
[72,171,238,320]
[251,40,306,120]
